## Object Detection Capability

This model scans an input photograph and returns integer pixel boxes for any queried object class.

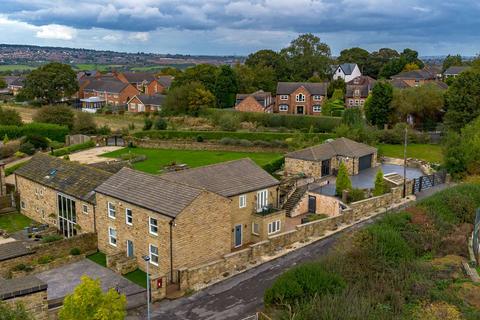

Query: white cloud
[36,24,77,40]
[129,32,149,41]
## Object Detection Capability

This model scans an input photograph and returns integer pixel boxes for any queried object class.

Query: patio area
[310,164,424,196]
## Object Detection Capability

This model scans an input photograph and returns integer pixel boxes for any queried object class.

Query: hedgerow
[0,123,69,142]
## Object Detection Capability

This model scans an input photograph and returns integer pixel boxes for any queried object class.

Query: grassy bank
[0,212,33,233]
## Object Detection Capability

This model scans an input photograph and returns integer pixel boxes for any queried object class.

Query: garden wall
[178,186,410,292]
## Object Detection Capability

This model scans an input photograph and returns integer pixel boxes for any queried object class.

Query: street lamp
[142,255,151,320]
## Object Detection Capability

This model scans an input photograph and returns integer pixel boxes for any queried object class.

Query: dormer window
[296,93,305,102]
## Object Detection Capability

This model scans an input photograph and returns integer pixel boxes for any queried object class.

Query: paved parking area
[68,146,123,164]
[36,259,145,308]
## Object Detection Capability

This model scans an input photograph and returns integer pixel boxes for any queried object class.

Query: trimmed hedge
[0,123,69,142]
[204,108,342,133]
[262,157,284,174]
[51,140,95,157]
[5,161,28,176]
[134,130,334,142]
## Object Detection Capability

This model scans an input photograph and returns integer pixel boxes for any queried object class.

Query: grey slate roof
[95,168,204,218]
[134,94,166,106]
[443,66,469,75]
[84,79,129,93]
[391,69,435,80]
[338,63,357,75]
[122,72,156,83]
[389,79,410,89]
[9,77,25,87]
[157,75,174,88]
[15,154,112,203]
[161,158,280,197]
[276,82,328,95]
[236,90,271,101]
[0,276,47,300]
[286,138,377,161]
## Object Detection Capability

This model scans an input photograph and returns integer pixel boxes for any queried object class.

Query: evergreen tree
[373,169,386,196]
[364,81,394,128]
[336,162,352,196]
[214,65,238,108]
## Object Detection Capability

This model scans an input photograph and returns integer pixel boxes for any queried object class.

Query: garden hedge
[51,140,95,157]
[0,123,69,142]
[134,130,334,142]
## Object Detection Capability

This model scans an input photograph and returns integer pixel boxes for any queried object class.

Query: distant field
[102,147,282,174]
[378,143,443,163]
[0,64,36,71]
[74,64,124,71]
[131,64,195,71]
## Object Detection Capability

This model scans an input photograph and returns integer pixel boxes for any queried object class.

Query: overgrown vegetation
[264,183,480,319]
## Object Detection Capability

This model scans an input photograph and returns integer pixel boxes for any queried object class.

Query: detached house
[285,138,378,178]
[275,82,328,115]
[332,63,362,82]
[14,154,112,238]
[345,76,376,108]
[82,79,139,109]
[7,77,25,96]
[443,66,469,79]
[390,69,436,87]
[235,90,274,113]
[161,159,284,249]
[116,72,167,95]
[127,94,166,113]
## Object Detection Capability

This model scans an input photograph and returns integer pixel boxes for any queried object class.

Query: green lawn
[0,212,33,233]
[378,143,443,163]
[102,147,282,174]
[87,252,107,267]
[123,269,147,288]
[0,64,36,71]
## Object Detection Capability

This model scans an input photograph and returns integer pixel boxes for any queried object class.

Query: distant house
[235,90,273,113]
[7,77,25,96]
[116,72,166,95]
[274,82,328,115]
[157,75,174,92]
[285,137,378,177]
[127,94,165,113]
[443,66,469,79]
[332,63,362,82]
[390,69,436,87]
[345,76,376,108]
[82,79,139,109]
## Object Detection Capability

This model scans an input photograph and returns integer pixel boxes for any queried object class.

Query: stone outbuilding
[284,137,378,178]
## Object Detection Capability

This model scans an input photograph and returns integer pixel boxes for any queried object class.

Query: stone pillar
[0,161,6,196]
[150,275,167,302]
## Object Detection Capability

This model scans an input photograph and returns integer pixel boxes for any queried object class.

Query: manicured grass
[123,269,147,288]
[0,212,33,233]
[87,252,107,267]
[378,143,443,163]
[102,147,283,174]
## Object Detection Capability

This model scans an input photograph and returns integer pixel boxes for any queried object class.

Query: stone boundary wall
[131,138,288,153]
[4,290,48,320]
[0,233,97,277]
[179,186,407,292]
[382,156,434,175]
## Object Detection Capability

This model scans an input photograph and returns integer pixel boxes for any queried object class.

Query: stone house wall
[290,191,342,218]
[15,176,96,234]
[284,158,322,177]
[251,209,286,243]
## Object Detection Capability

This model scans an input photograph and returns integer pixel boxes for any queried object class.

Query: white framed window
[125,208,133,226]
[239,195,247,208]
[149,217,158,235]
[279,104,288,112]
[354,89,360,97]
[295,93,305,102]
[256,189,268,212]
[108,202,116,219]
[82,204,88,214]
[313,105,322,112]
[360,99,365,105]
[313,95,322,101]
[41,209,45,219]
[149,244,159,266]
[252,223,260,235]
[280,95,289,100]
[355,99,360,106]
[268,220,281,235]
[108,227,117,247]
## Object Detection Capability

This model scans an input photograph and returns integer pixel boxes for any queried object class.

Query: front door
[126,240,134,258]
[308,196,316,213]
[296,106,304,114]
[234,225,242,248]
[321,159,331,177]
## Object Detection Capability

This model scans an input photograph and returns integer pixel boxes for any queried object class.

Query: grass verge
[0,212,33,233]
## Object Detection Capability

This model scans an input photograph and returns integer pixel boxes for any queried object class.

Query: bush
[262,157,284,174]
[70,248,81,256]
[0,123,68,142]
[19,142,35,155]
[0,107,22,126]
[143,118,153,131]
[51,140,95,157]
[23,135,49,150]
[73,112,97,134]
[12,263,27,271]
[37,255,54,264]
[33,105,75,129]
[0,141,20,159]
[154,117,168,130]
[196,135,204,142]
[96,125,111,135]
[264,263,345,307]
[218,113,240,131]
[347,188,366,203]
[41,234,63,243]
[373,169,387,196]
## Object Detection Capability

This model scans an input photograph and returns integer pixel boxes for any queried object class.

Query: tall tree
[245,49,288,81]
[234,64,276,94]
[59,276,126,320]
[442,54,463,73]
[172,64,219,93]
[280,33,332,81]
[444,69,480,131]
[336,162,352,196]
[327,78,346,98]
[163,82,215,116]
[214,65,238,108]
[364,48,399,78]
[364,81,394,128]
[21,62,78,104]
[337,47,370,73]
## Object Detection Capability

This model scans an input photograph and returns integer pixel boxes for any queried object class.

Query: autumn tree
[59,275,126,320]
[21,62,78,104]
[364,81,394,128]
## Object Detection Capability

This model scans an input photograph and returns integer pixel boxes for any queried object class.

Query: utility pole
[403,126,408,198]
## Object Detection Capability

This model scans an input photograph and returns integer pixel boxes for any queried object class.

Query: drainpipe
[93,201,97,234]
[169,219,175,283]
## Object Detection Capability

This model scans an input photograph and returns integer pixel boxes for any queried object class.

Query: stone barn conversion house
[274,82,328,115]
[284,138,378,178]
[234,90,274,113]
[14,154,112,237]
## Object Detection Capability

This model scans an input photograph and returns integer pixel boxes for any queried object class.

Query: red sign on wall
[156,278,162,288]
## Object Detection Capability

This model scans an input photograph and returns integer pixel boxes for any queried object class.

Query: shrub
[33,105,75,129]
[51,140,95,157]
[196,135,204,142]
[12,263,27,271]
[128,123,135,131]
[96,125,111,135]
[373,169,386,196]
[0,141,20,159]
[23,135,49,150]
[143,117,153,131]
[73,111,97,134]
[0,107,22,126]
[41,234,63,243]
[19,142,35,155]
[348,188,366,203]
[264,263,345,307]
[0,123,68,142]
[218,113,240,131]
[37,255,54,264]
[336,162,352,196]
[70,248,81,256]
[262,157,284,174]
[154,117,168,130]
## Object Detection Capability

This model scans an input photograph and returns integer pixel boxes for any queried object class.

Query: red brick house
[390,69,436,88]
[235,90,273,113]
[116,72,170,95]
[345,76,376,108]
[127,94,166,113]
[274,82,327,115]
[83,80,139,106]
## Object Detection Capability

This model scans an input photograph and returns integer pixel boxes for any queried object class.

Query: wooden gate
[412,171,446,194]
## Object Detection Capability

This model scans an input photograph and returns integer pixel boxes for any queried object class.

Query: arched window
[296,93,305,102]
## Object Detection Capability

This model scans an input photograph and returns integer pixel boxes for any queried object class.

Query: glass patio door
[58,194,77,238]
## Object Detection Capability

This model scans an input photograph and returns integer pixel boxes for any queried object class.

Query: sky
[0,0,479,56]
